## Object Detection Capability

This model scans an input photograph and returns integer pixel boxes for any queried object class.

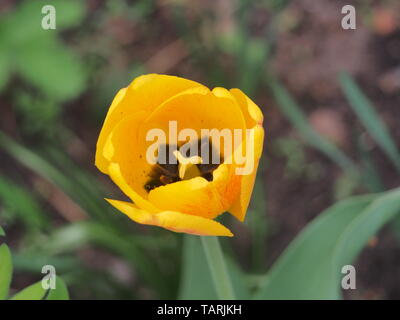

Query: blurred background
[0,0,400,299]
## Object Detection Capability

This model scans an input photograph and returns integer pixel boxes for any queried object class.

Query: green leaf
[1,0,85,46]
[0,0,87,101]
[178,235,250,299]
[51,0,86,29]
[246,161,268,271]
[0,226,5,237]
[255,188,400,299]
[11,276,69,300]
[0,50,10,92]
[267,75,356,173]
[357,134,385,193]
[178,235,217,300]
[0,175,48,230]
[0,244,12,300]
[10,282,45,300]
[339,72,400,173]
[15,37,87,101]
[1,2,48,46]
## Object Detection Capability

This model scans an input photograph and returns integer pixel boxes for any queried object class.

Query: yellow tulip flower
[95,74,264,237]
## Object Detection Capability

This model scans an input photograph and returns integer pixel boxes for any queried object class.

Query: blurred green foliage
[254,188,400,299]
[0,228,69,300]
[0,0,87,134]
[0,0,86,98]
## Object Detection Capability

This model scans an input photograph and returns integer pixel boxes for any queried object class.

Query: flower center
[144,138,222,192]
[172,149,202,180]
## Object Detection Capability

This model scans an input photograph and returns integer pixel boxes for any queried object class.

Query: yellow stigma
[173,150,202,179]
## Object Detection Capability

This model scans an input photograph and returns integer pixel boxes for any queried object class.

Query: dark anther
[196,137,222,181]
[144,138,222,192]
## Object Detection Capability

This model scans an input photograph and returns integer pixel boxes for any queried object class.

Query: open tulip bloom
[95,74,265,299]
[95,74,264,238]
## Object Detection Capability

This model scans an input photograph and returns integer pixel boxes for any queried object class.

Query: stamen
[173,150,203,179]
[144,139,221,192]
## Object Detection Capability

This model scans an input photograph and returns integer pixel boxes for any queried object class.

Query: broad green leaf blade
[11,276,69,300]
[178,235,217,300]
[254,194,374,299]
[255,188,400,299]
[333,188,400,268]
[339,72,400,173]
[226,257,251,300]
[0,226,5,237]
[11,282,45,300]
[267,75,356,173]
[0,244,12,300]
[46,277,69,300]
[178,235,250,299]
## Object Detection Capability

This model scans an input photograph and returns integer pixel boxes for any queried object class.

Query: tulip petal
[96,74,205,173]
[228,125,264,221]
[148,176,225,220]
[106,199,233,237]
[108,162,159,213]
[101,111,156,202]
[230,88,264,127]
[142,86,249,219]
[95,87,128,173]
[141,86,247,158]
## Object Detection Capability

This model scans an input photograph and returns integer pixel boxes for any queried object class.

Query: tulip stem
[201,236,235,300]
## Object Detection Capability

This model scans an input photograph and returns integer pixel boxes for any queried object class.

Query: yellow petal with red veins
[213,163,242,210]
[96,74,205,173]
[106,199,233,237]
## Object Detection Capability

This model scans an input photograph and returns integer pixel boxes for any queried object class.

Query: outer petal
[230,88,264,127]
[228,125,264,221]
[148,176,225,220]
[106,199,233,237]
[96,74,205,173]
[102,111,158,201]
[108,163,159,213]
[95,88,128,173]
